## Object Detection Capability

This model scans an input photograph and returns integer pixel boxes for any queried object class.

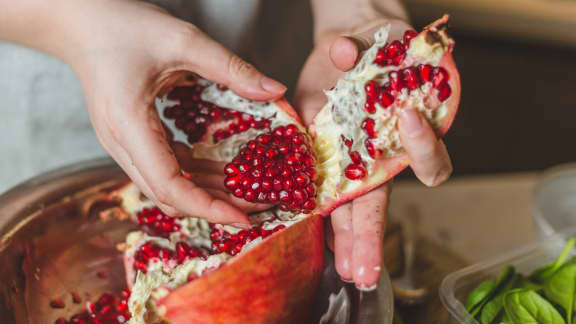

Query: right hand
[58,0,286,227]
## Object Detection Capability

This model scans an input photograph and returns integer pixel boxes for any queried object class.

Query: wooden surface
[387,172,545,323]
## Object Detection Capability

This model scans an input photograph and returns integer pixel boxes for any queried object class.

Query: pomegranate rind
[310,15,460,216]
[156,215,324,324]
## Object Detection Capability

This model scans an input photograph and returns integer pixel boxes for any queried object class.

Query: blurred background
[404,0,576,176]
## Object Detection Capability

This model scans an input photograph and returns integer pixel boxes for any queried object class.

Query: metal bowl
[0,158,393,324]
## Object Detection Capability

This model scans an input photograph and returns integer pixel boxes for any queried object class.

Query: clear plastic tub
[439,227,576,324]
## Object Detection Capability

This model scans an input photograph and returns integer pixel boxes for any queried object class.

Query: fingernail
[341,277,354,283]
[400,109,424,138]
[232,222,252,230]
[261,77,286,94]
[356,283,378,292]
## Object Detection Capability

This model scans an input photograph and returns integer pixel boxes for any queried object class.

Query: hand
[55,0,287,226]
[294,18,453,289]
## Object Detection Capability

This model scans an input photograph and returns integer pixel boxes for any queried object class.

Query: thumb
[329,19,412,72]
[181,25,286,101]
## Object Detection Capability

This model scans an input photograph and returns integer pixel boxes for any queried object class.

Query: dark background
[401,18,576,177]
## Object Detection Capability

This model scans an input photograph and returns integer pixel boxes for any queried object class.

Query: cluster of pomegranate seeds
[374,30,417,67]
[136,207,182,237]
[364,64,451,115]
[164,85,270,144]
[223,124,318,213]
[133,241,206,274]
[210,223,286,256]
[54,289,131,324]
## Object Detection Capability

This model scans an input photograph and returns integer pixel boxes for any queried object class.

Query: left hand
[294,18,453,290]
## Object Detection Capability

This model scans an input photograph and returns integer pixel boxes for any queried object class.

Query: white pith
[312,26,451,204]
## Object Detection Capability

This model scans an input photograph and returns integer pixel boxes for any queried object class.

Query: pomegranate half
[116,16,460,324]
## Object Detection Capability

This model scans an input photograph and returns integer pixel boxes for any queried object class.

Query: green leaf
[466,280,496,312]
[504,289,566,324]
[481,274,522,324]
[544,260,576,324]
[531,238,575,283]
[468,266,516,317]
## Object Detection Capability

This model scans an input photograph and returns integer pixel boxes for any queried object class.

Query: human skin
[0,0,453,290]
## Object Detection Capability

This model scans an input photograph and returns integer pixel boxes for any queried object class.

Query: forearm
[0,0,90,64]
[311,0,409,40]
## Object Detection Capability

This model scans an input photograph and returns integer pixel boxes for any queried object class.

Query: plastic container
[440,227,576,324]
[533,163,576,237]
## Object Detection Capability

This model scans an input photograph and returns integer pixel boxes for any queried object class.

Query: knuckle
[227,55,255,79]
[152,183,173,206]
[173,23,202,55]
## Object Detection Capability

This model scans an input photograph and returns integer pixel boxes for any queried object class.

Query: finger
[112,103,250,226]
[99,131,182,216]
[206,189,273,213]
[398,109,453,187]
[180,25,286,101]
[331,202,354,282]
[351,183,391,290]
[185,173,227,191]
[329,19,413,72]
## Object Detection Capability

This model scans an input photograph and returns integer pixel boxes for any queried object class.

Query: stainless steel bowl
[0,158,393,324]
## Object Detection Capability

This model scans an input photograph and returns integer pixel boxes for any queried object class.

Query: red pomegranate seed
[385,40,405,64]
[378,89,395,108]
[364,100,376,114]
[233,188,243,198]
[293,189,308,201]
[365,140,377,159]
[403,30,418,44]
[388,71,404,91]
[279,190,291,202]
[344,164,367,180]
[402,67,421,90]
[269,191,279,202]
[71,291,82,304]
[432,67,450,88]
[364,81,379,99]
[341,135,353,148]
[54,318,67,324]
[244,190,256,202]
[224,164,240,176]
[285,124,298,137]
[437,83,452,102]
[361,118,377,138]
[349,151,363,165]
[303,199,316,211]
[50,298,65,309]
[418,64,434,83]
[294,173,310,187]
[374,49,387,65]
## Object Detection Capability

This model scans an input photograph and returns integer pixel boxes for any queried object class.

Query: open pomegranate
[114,16,459,324]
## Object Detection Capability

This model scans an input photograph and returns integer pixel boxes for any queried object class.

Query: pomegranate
[113,16,459,324]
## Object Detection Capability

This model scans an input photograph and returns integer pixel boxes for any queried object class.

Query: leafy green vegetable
[466,280,496,312]
[544,260,576,324]
[504,289,566,324]
[469,266,516,317]
[481,274,522,324]
[530,238,575,283]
